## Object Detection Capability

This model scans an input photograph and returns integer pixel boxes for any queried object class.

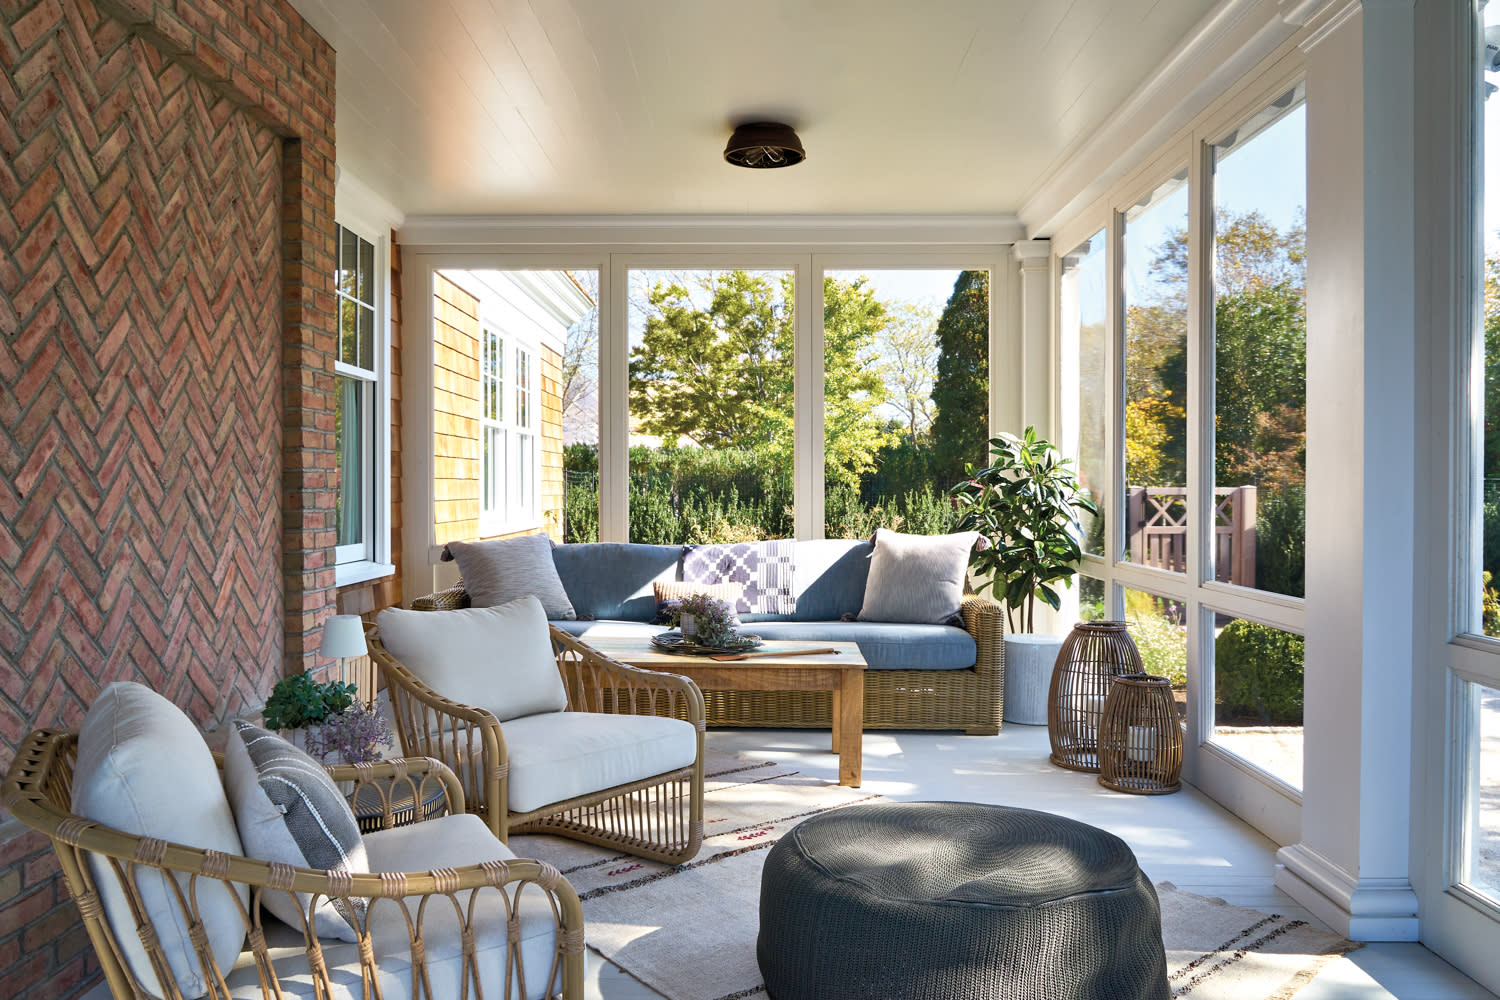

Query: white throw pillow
[377,596,567,722]
[857,528,979,625]
[72,682,249,999]
[223,721,369,940]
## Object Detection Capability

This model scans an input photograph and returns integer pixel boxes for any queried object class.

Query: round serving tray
[650,631,763,655]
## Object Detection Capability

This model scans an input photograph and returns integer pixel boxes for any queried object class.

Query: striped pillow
[224,721,369,940]
[653,580,744,626]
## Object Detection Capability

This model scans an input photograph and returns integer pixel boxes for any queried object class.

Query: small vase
[679,613,697,639]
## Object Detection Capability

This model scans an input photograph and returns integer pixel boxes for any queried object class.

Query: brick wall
[0,0,338,996]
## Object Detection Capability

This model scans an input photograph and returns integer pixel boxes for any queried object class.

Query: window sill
[335,561,396,589]
[476,518,545,540]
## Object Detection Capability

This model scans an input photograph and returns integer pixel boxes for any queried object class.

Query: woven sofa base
[702,669,1001,735]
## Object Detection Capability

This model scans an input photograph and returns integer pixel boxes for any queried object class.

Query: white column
[1274,0,1419,940]
[1013,239,1053,438]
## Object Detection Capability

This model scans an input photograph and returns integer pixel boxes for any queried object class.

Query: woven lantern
[1047,621,1144,772]
[1098,674,1183,794]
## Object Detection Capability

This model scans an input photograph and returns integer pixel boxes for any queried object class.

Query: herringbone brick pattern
[0,0,283,751]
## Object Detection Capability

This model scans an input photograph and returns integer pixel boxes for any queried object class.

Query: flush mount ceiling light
[724,122,805,169]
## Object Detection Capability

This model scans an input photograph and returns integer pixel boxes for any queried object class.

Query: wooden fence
[1124,486,1257,587]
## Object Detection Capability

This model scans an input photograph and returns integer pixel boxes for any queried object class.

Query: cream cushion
[858,528,979,625]
[72,682,249,1000]
[223,813,564,1000]
[376,597,566,722]
[501,712,698,814]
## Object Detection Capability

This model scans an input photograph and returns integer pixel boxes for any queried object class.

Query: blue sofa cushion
[791,539,873,622]
[549,619,663,641]
[552,543,680,621]
[733,621,975,671]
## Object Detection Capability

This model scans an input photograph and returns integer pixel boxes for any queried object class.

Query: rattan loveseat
[1,728,585,1000]
[415,539,1007,735]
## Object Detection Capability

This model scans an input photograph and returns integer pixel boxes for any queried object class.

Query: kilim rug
[512,751,1359,1000]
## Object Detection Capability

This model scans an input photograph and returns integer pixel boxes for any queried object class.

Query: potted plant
[950,426,1097,725]
[262,672,392,765]
[671,593,739,648]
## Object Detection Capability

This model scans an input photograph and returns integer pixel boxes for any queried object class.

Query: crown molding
[397,214,1024,252]
[1018,0,1337,238]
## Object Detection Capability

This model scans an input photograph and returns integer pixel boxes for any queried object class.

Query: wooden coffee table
[587,638,868,787]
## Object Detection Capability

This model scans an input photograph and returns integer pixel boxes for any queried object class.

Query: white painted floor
[579,724,1498,1000]
[77,723,1499,1000]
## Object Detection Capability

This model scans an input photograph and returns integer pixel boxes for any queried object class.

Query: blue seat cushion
[740,621,975,671]
[548,619,663,641]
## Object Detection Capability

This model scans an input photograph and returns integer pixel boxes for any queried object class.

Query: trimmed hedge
[1214,619,1304,726]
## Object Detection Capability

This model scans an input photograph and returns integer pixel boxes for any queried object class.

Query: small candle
[1127,725,1156,763]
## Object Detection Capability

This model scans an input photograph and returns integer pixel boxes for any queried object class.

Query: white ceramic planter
[1003,634,1065,726]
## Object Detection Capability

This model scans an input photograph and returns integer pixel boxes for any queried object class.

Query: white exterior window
[335,223,378,566]
[480,323,540,533]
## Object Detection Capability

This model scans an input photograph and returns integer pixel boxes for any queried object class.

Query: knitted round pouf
[757,801,1168,1000]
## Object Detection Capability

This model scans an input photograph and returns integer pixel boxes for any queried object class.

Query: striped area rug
[512,752,1358,1000]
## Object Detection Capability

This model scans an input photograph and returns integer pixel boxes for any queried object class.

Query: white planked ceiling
[288,0,1224,218]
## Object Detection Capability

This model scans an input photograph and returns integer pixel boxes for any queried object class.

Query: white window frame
[477,318,542,537]
[332,173,399,588]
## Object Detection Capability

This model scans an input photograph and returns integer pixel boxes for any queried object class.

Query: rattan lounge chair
[1,728,585,1000]
[370,622,706,865]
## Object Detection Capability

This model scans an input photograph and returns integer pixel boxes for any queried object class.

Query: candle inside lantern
[1127,724,1156,763]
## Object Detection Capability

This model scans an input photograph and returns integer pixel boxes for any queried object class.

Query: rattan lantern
[1098,673,1183,794]
[1047,621,1143,772]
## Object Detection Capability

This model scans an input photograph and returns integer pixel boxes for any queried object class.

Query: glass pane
[627,268,794,543]
[335,376,363,549]
[1482,2,1500,634]
[562,270,600,543]
[1079,575,1107,622]
[339,226,358,298]
[339,299,357,366]
[1122,172,1189,569]
[1211,87,1307,597]
[1461,683,1500,900]
[1209,613,1304,790]
[358,303,374,371]
[358,235,374,306]
[822,269,985,538]
[1124,588,1186,719]
[1062,233,1107,556]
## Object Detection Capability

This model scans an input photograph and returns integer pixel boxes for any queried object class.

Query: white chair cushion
[72,682,249,1000]
[377,597,567,722]
[223,813,563,1000]
[223,721,369,941]
[501,712,698,814]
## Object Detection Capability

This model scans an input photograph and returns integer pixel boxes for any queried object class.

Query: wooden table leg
[831,686,841,754]
[838,668,863,787]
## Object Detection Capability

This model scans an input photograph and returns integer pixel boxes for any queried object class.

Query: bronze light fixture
[724,122,805,168]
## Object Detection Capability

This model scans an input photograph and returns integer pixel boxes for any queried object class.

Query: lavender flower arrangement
[305,703,394,765]
[674,593,738,648]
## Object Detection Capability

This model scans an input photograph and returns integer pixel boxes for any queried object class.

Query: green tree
[628,271,890,482]
[877,301,940,446]
[930,270,990,483]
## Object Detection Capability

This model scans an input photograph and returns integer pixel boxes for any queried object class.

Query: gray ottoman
[758,801,1168,1000]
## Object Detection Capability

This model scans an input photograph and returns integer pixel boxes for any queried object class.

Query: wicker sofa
[416,539,1006,735]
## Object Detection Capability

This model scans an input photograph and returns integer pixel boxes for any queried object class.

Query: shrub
[1125,611,1186,689]
[262,672,358,731]
[1214,619,1304,725]
[563,474,599,543]
[1254,486,1305,598]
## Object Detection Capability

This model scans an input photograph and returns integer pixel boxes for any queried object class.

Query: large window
[1121,173,1189,570]
[1061,232,1108,557]
[625,268,795,544]
[822,269,986,538]
[335,223,377,566]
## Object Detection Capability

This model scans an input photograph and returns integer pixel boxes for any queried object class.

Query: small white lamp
[321,614,369,694]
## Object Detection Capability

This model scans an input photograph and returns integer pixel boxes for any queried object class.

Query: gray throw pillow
[857,528,979,625]
[444,534,577,620]
[223,721,368,939]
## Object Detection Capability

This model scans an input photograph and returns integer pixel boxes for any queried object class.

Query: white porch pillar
[1013,239,1053,438]
[1274,0,1419,940]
